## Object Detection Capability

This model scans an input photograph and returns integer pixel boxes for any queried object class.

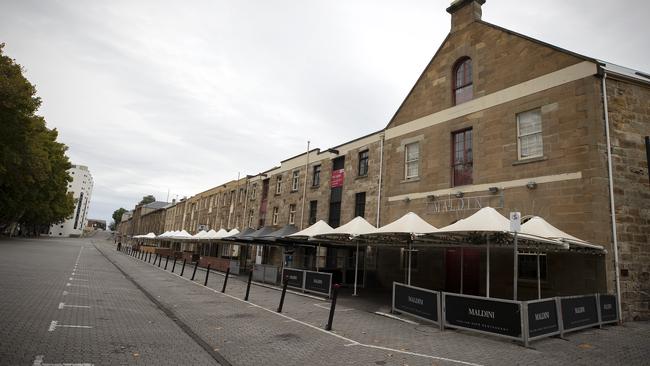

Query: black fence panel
[560,295,599,331]
[393,283,439,323]
[444,294,522,339]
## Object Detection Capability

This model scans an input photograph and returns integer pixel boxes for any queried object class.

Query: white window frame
[272,207,279,225]
[288,204,296,224]
[248,209,254,228]
[291,171,300,191]
[275,176,282,195]
[516,108,543,160]
[404,142,419,179]
[239,188,244,203]
[251,183,257,200]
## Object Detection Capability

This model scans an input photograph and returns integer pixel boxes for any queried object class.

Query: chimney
[447,0,485,33]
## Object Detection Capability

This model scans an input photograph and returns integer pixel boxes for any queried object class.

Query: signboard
[428,194,504,214]
[393,283,439,323]
[509,212,521,232]
[330,169,345,188]
[560,295,599,331]
[283,268,304,289]
[305,271,332,296]
[444,293,522,339]
[599,294,618,323]
[526,299,559,338]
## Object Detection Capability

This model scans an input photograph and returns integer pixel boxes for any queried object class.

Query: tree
[109,207,127,231]
[0,43,74,234]
[138,195,156,205]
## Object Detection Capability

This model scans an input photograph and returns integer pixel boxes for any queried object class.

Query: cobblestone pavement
[0,237,221,366]
[100,237,650,366]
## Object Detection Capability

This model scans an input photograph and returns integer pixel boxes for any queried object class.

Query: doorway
[445,248,480,295]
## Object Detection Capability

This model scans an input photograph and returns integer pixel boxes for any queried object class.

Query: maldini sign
[428,194,503,214]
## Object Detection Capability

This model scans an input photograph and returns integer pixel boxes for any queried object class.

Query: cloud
[1,0,648,224]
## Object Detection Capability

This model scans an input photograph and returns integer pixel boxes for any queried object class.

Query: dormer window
[453,57,473,104]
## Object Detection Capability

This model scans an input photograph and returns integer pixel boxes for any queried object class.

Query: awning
[521,216,605,253]
[259,224,299,242]
[314,216,376,242]
[288,220,334,240]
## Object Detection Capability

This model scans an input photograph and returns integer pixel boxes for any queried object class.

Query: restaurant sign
[429,194,503,214]
[330,169,345,188]
[444,293,522,339]
[393,282,439,323]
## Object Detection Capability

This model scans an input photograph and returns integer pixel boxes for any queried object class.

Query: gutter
[600,70,623,322]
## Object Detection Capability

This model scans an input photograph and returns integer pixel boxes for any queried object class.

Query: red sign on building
[330,169,345,188]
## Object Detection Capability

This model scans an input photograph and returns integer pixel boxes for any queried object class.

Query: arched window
[453,57,473,105]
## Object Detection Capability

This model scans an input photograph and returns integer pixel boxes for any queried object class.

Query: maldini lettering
[534,312,550,321]
[574,306,585,314]
[408,296,424,305]
[468,308,495,319]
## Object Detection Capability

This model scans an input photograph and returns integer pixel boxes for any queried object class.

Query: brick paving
[102,237,650,366]
[0,237,220,366]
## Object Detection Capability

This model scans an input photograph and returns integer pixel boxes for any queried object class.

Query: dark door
[328,156,345,228]
[452,128,473,186]
[445,248,480,295]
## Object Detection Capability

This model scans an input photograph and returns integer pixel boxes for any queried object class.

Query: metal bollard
[204,264,211,286]
[180,259,186,277]
[244,270,253,301]
[325,284,341,331]
[277,276,289,313]
[157,255,162,267]
[191,261,199,281]
[164,255,170,270]
[221,267,230,293]
[148,252,152,263]
[154,253,159,265]
[171,257,177,273]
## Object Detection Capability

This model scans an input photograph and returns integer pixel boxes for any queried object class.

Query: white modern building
[49,164,94,237]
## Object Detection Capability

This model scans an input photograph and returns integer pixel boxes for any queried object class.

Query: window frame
[451,128,473,187]
[291,171,300,191]
[358,150,369,177]
[516,108,544,160]
[404,142,420,179]
[308,200,318,225]
[288,204,296,225]
[272,207,279,225]
[275,176,282,195]
[312,165,321,187]
[453,57,473,105]
[354,192,366,218]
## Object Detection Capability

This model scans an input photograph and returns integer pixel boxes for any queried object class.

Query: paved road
[0,236,221,365]
[2,235,650,366]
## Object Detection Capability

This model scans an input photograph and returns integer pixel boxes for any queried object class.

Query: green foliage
[109,207,127,231]
[0,43,75,231]
[138,195,156,205]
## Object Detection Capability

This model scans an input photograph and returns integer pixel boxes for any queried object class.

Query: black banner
[445,294,521,338]
[304,272,331,295]
[283,268,304,288]
[394,284,438,322]
[599,295,618,323]
[560,295,599,330]
[527,300,559,338]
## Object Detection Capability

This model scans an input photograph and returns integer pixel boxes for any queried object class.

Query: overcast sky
[1,0,648,224]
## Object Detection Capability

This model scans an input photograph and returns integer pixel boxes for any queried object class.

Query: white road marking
[314,303,354,312]
[49,321,93,332]
[374,311,419,325]
[66,283,89,288]
[58,302,91,309]
[69,278,88,282]
[48,321,58,332]
[62,291,69,296]
[33,355,94,366]
[129,249,483,366]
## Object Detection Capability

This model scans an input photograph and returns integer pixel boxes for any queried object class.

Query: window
[308,200,318,225]
[518,254,547,281]
[358,150,369,176]
[272,207,279,225]
[404,143,419,179]
[248,209,254,228]
[239,188,244,203]
[354,192,366,218]
[452,129,473,186]
[251,183,257,199]
[453,57,473,104]
[517,109,543,159]
[312,165,321,187]
[291,171,299,191]
[275,176,282,194]
[288,204,296,224]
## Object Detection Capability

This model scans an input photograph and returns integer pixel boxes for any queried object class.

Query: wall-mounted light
[489,186,499,194]
[403,197,410,203]
[526,181,537,190]
[427,194,436,201]
[455,191,464,198]
[327,148,340,155]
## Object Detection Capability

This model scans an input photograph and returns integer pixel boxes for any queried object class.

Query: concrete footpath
[101,238,650,366]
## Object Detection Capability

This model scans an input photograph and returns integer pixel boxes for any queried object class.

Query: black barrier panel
[283,269,304,288]
[394,284,438,322]
[527,300,559,338]
[560,295,599,330]
[599,295,617,323]
[305,272,331,295]
[445,294,521,338]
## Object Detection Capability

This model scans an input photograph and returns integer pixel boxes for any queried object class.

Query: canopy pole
[486,235,490,298]
[316,243,320,272]
[513,232,518,301]
[407,238,412,285]
[353,241,359,296]
[537,253,541,300]
[460,247,464,294]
